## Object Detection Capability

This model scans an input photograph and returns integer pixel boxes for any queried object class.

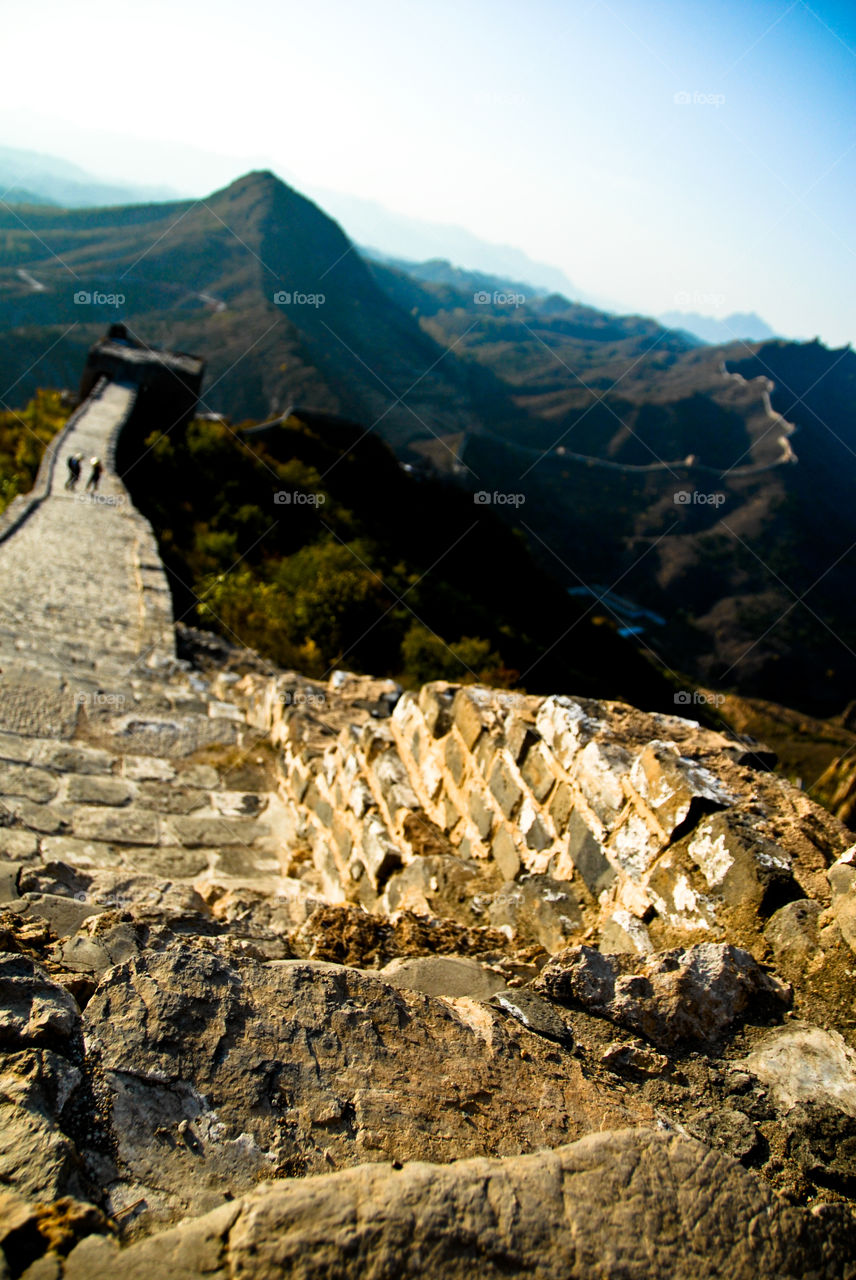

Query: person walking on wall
[86,457,103,492]
[65,453,82,490]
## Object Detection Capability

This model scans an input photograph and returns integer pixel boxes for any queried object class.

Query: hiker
[64,453,82,490]
[86,457,103,492]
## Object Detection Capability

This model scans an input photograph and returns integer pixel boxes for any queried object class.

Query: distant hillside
[0,170,853,714]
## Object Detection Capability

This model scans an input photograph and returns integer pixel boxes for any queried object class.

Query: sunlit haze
[1,0,854,344]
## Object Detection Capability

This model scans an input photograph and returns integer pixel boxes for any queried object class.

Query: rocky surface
[0,370,855,1276]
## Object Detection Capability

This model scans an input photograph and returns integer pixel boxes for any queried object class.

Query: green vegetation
[120,410,672,706]
[0,390,70,514]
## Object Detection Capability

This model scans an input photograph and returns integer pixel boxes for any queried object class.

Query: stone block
[505,715,539,764]
[473,731,500,778]
[491,827,520,881]
[444,736,465,786]
[0,763,59,804]
[488,756,522,820]
[599,909,654,955]
[521,742,556,802]
[469,790,494,840]
[304,781,333,828]
[567,810,615,897]
[631,741,734,837]
[71,807,159,846]
[66,775,135,807]
[548,781,574,833]
[453,689,487,751]
[361,817,403,888]
[418,685,454,738]
[488,874,583,952]
[687,812,795,911]
[575,741,631,828]
[535,696,605,770]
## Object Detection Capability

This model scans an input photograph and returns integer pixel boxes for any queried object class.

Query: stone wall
[228,670,849,958]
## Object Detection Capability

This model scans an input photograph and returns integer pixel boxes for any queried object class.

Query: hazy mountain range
[658,310,779,345]
[0,167,852,715]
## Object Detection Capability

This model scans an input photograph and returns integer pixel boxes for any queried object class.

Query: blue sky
[1,0,853,344]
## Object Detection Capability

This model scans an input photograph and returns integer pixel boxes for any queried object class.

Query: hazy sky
[1,0,853,345]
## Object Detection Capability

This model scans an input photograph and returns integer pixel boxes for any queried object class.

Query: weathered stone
[601,1040,669,1077]
[0,764,59,804]
[567,809,615,896]
[536,943,791,1050]
[81,947,647,1229]
[741,1023,856,1119]
[0,829,41,860]
[489,988,573,1044]
[121,755,175,782]
[379,955,504,999]
[417,684,454,738]
[5,895,100,941]
[65,776,134,807]
[0,956,81,1051]
[765,899,822,967]
[631,741,734,836]
[574,740,631,827]
[468,788,493,839]
[687,812,796,911]
[488,756,522,820]
[360,817,402,887]
[600,909,654,955]
[71,809,159,846]
[452,688,487,751]
[0,1051,88,1203]
[443,734,464,785]
[63,1129,845,1280]
[490,826,520,881]
[547,779,574,831]
[520,741,555,802]
[828,846,856,898]
[488,874,582,952]
[535,695,604,770]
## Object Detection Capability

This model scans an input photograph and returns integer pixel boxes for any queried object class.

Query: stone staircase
[0,379,294,953]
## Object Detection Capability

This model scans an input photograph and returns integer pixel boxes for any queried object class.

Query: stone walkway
[0,380,290,902]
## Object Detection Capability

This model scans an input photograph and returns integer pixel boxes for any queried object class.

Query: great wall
[1,341,855,1278]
